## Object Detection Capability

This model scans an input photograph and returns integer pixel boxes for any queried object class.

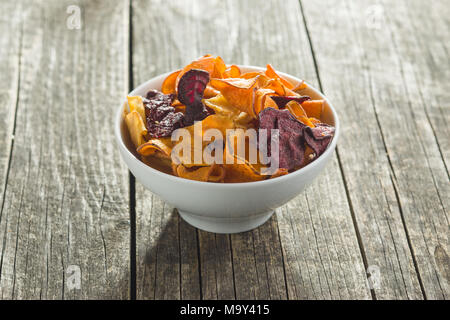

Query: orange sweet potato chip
[285,101,315,128]
[175,55,217,90]
[253,88,276,115]
[293,80,307,92]
[223,163,265,183]
[203,85,220,98]
[175,164,212,181]
[161,69,181,94]
[285,100,307,118]
[175,55,231,91]
[265,64,295,89]
[240,71,264,79]
[137,137,173,157]
[173,163,226,182]
[223,65,241,78]
[212,56,227,78]
[210,77,259,117]
[206,164,226,182]
[300,100,324,120]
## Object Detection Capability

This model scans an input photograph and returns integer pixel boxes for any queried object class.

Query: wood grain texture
[0,1,22,233]
[302,0,449,299]
[0,0,444,301]
[0,0,130,299]
[132,0,370,300]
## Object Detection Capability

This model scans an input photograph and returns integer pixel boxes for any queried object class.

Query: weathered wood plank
[399,0,450,175]
[228,0,370,300]
[131,0,203,299]
[302,0,449,299]
[197,231,235,300]
[133,0,370,300]
[0,0,130,299]
[0,1,22,248]
[231,217,287,299]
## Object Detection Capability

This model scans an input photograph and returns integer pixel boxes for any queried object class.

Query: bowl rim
[115,65,340,188]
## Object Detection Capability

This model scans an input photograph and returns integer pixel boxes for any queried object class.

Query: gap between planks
[298,0,377,300]
[128,0,137,301]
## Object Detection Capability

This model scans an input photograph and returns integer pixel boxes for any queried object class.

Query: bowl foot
[178,210,275,234]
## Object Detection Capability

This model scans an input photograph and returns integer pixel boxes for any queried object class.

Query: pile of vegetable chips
[124,55,334,182]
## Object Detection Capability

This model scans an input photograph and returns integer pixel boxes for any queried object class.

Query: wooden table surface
[0,0,448,300]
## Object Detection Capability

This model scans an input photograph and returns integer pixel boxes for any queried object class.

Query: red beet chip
[258,107,306,171]
[303,123,335,156]
[183,103,211,126]
[146,89,175,105]
[269,95,311,109]
[144,89,185,138]
[147,111,184,138]
[177,69,210,107]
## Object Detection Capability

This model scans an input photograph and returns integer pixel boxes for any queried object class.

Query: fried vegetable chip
[299,100,324,120]
[254,88,276,115]
[223,65,241,78]
[175,164,213,182]
[144,90,185,138]
[284,101,316,128]
[269,95,311,109]
[178,69,210,106]
[127,95,146,122]
[223,128,269,182]
[212,56,227,78]
[203,94,241,118]
[239,71,264,79]
[224,163,266,183]
[174,163,226,182]
[161,69,181,94]
[210,77,259,117]
[265,64,295,88]
[292,80,307,92]
[125,110,147,148]
[137,137,173,157]
[177,69,211,125]
[258,107,306,171]
[175,55,216,89]
[203,85,220,98]
[303,123,335,157]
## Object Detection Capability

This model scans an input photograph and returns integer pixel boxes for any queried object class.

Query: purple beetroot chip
[177,69,210,107]
[258,107,335,170]
[269,95,311,109]
[258,107,307,171]
[183,103,212,126]
[144,89,185,138]
[303,123,335,156]
[147,112,184,138]
[177,69,212,126]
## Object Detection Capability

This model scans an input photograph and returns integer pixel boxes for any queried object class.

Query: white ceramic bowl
[115,66,339,233]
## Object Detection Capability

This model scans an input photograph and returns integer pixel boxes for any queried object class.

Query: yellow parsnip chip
[127,96,146,122]
[125,110,147,148]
